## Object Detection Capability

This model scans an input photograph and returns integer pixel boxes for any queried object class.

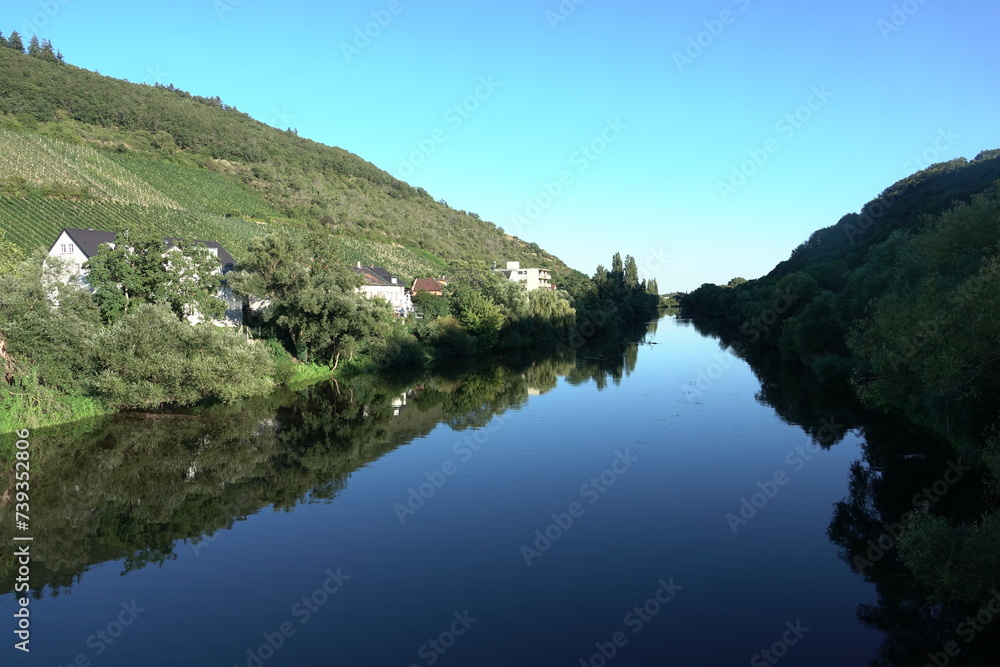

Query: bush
[93,304,274,408]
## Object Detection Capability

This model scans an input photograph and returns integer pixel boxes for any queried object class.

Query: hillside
[0,44,579,285]
[680,150,1000,442]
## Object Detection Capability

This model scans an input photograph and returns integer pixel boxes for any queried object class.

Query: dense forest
[681,152,1000,607]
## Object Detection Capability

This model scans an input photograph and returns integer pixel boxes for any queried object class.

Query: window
[68,244,74,253]
[60,244,66,253]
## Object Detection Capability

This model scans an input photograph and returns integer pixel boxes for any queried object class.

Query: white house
[494,261,553,291]
[47,227,244,325]
[352,263,413,315]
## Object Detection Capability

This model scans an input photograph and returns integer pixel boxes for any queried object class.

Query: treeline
[231,231,660,370]
[681,152,1000,604]
[0,30,63,63]
[0,228,659,435]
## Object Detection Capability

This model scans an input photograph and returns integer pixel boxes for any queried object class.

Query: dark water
[0,317,990,666]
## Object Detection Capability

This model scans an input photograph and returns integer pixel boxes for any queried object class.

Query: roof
[56,228,117,259]
[412,278,443,292]
[55,228,235,267]
[352,264,402,287]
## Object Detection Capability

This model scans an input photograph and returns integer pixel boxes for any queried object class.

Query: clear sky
[7,0,999,290]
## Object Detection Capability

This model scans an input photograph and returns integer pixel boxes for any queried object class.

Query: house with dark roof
[351,262,413,315]
[47,228,243,325]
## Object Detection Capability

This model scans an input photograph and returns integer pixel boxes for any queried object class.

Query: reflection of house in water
[527,388,542,397]
[392,389,416,416]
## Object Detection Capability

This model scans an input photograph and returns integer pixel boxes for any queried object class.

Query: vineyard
[105,152,279,219]
[0,126,452,278]
[0,197,269,259]
[333,237,447,283]
[0,129,179,208]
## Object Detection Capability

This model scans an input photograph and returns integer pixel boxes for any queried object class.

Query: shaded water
[0,317,988,665]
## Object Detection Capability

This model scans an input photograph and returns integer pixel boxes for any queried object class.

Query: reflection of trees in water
[0,336,636,598]
[565,320,651,391]
[690,314,998,665]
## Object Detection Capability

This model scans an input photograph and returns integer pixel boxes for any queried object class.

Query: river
[0,316,982,665]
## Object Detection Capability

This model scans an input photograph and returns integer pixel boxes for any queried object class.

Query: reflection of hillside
[687,316,998,665]
[0,343,620,598]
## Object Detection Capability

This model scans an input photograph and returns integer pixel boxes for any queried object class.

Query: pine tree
[27,34,41,56]
[7,31,25,53]
[39,38,58,62]
[0,32,8,49]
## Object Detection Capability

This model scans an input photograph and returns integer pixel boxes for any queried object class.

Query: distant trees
[0,31,61,62]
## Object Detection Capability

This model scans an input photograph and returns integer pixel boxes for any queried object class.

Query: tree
[93,303,274,408]
[7,31,24,53]
[230,231,392,367]
[611,252,623,280]
[727,277,748,287]
[84,229,223,323]
[0,32,8,49]
[27,34,40,57]
[624,255,639,288]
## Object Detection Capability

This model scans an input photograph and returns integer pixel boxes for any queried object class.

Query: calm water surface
[3,317,912,665]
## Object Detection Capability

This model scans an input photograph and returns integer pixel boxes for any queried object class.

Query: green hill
[0,44,577,285]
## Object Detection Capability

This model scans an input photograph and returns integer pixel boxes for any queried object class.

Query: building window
[60,244,66,253]
[68,244,74,253]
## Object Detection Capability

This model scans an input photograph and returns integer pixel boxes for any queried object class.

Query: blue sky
[8,0,999,290]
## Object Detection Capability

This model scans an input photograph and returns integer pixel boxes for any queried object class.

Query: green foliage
[899,510,1000,603]
[92,304,274,408]
[231,231,393,367]
[412,292,449,319]
[0,229,23,276]
[84,229,223,323]
[0,253,102,396]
